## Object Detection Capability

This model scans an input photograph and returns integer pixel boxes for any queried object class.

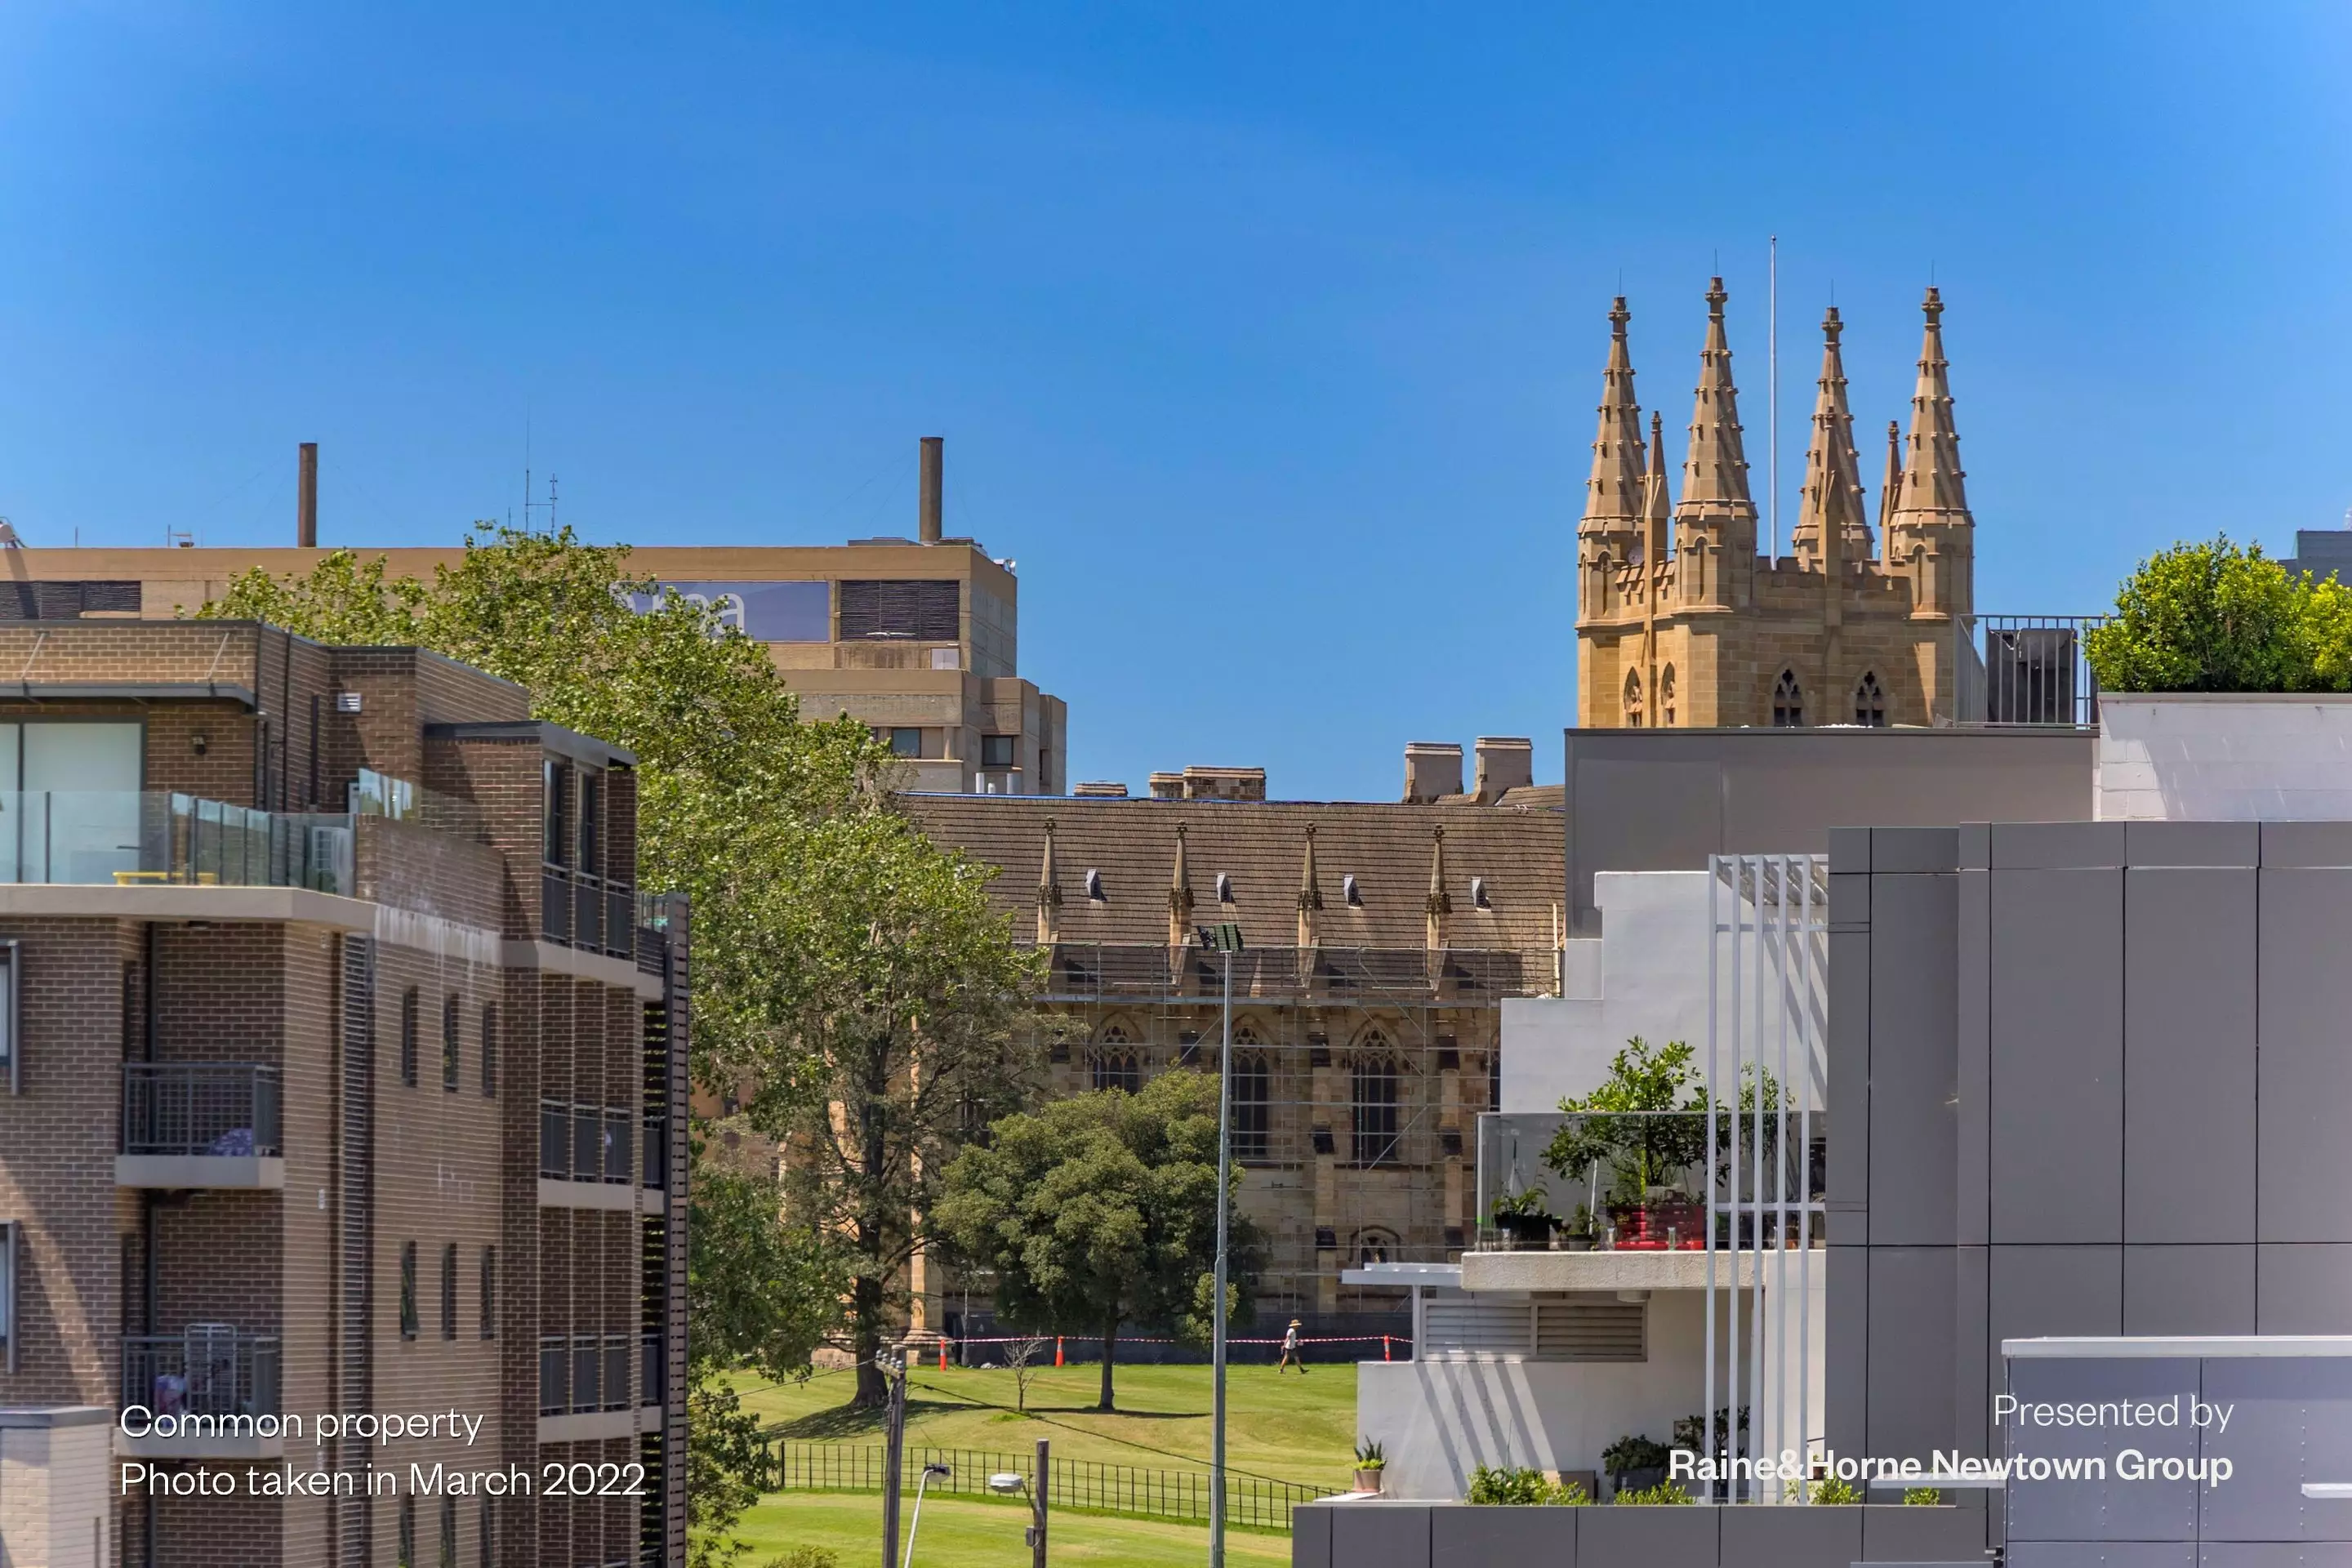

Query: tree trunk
[1098,1320,1119,1412]
[849,1274,887,1409]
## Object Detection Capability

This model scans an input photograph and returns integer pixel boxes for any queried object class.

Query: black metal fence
[761,1440,1338,1532]
[122,1062,282,1157]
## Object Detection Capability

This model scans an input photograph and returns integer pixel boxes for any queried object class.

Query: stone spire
[1036,818,1062,945]
[1642,410,1671,580]
[1168,825,1195,949]
[1296,826,1324,950]
[1884,286,1975,617]
[1673,277,1757,605]
[1577,297,1648,573]
[1791,306,1871,568]
[1424,827,1452,952]
[1878,420,1902,536]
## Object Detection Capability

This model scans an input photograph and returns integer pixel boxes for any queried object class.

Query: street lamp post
[1199,920,1245,1568]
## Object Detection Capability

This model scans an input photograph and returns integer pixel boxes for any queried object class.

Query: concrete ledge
[537,1178,637,1211]
[536,1409,650,1446]
[1458,1250,1767,1293]
[115,1429,285,1460]
[116,1154,285,1189]
[502,938,665,1000]
[0,884,374,929]
[0,1405,112,1428]
[636,1187,668,1217]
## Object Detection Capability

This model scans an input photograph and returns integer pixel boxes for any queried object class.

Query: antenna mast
[1768,234,1779,560]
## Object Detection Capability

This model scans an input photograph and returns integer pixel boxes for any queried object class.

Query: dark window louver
[0,581,142,620]
[838,579,959,641]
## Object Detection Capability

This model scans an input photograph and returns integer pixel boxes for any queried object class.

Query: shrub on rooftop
[2084,535,2352,693]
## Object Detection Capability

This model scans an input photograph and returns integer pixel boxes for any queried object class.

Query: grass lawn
[737,1361,1361,1490]
[734,1490,1295,1566]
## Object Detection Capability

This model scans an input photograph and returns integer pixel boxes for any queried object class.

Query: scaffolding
[1004,940,1550,1325]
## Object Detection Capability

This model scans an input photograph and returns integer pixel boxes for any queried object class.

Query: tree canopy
[935,1070,1259,1412]
[2085,535,2352,694]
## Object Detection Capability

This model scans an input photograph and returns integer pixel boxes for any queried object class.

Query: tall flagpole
[1769,234,1780,559]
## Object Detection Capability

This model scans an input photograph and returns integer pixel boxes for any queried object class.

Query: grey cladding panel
[1869,874,1960,1245]
[1330,1503,1432,1568]
[2005,1356,2198,1544]
[2256,1245,2352,1334]
[1430,1506,1573,1563]
[1860,1501,1989,1561]
[1958,868,1990,1248]
[1989,821,2125,870]
[2199,1356,2352,1544]
[1990,1245,2122,1344]
[2123,868,2256,1244]
[2122,1245,2255,1335]
[2257,871,2352,1243]
[1872,826,1960,875]
[2261,820,2352,867]
[1990,869,2123,1245]
[1828,929,1873,1244]
[1825,1242,1870,1459]
[1720,1504,1860,1568]
[1829,825,1873,874]
[2122,820,2257,868]
[1292,1503,1332,1567]
[1574,1506,1717,1568]
[1869,1247,1958,1463]
[1569,758,1719,928]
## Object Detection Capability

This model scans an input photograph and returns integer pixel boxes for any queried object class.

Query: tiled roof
[904,795,1565,956]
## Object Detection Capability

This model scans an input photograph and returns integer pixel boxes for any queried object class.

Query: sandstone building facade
[906,741,1563,1331]
[1575,283,1978,730]
[0,621,688,1568]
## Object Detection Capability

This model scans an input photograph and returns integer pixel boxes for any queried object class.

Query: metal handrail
[122,1063,282,1157]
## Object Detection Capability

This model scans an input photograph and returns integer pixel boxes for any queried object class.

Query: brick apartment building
[0,621,688,1568]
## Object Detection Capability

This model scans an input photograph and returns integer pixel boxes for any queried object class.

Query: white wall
[0,1411,112,1568]
[1361,1267,1828,1503]
[2097,693,2352,822]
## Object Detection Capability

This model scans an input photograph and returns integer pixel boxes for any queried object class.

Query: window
[1854,670,1887,727]
[399,1242,419,1340]
[1772,670,1805,727]
[578,770,602,878]
[397,1494,415,1568]
[1232,1050,1271,1162]
[889,728,923,758]
[439,1243,457,1340]
[1660,665,1677,728]
[981,735,1016,768]
[441,996,460,1092]
[1090,1023,1141,1093]
[1622,670,1643,728]
[0,1219,16,1372]
[1355,1229,1398,1267]
[399,989,419,1087]
[480,1004,498,1097]
[1352,1045,1401,1167]
[439,1496,457,1568]
[541,760,568,866]
[0,941,16,1095]
[479,1245,497,1339]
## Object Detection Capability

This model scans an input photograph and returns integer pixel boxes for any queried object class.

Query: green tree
[935,1071,1261,1412]
[1541,1037,1708,1205]
[2083,536,2329,693]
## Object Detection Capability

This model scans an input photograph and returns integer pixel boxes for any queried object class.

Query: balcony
[541,867,641,959]
[538,1332,643,1444]
[1949,613,2108,726]
[118,1328,283,1458]
[118,1062,284,1188]
[0,792,353,893]
[537,1098,648,1211]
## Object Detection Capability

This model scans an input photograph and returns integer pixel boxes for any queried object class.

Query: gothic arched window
[1354,1228,1399,1267]
[1623,670,1644,728]
[1090,1022,1143,1094]
[1854,671,1887,727]
[1660,665,1677,728]
[1351,1038,1400,1167]
[1232,1050,1270,1162]
[1772,670,1805,728]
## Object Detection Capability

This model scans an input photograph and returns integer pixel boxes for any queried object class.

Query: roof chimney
[1403,742,1463,804]
[918,436,943,545]
[1472,737,1534,802]
[297,442,318,548]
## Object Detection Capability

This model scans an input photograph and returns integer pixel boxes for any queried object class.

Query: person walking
[1276,1318,1307,1374]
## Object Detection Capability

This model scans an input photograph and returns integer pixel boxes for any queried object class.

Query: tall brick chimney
[918,436,943,545]
[297,443,318,548]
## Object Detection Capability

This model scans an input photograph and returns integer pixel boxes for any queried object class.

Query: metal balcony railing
[1950,614,2109,726]
[540,1100,635,1183]
[641,1331,665,1407]
[122,1328,280,1420]
[122,1063,281,1157]
[539,1336,568,1415]
[603,1334,631,1412]
[540,1100,568,1178]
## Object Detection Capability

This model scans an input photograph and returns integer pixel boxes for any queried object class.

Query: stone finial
[1791,306,1871,568]
[1680,276,1752,507]
[1579,296,1648,546]
[1424,827,1452,953]
[1168,825,1195,947]
[1036,818,1062,946]
[1297,826,1324,951]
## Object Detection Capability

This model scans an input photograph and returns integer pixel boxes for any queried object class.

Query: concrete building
[0,436,1067,797]
[1575,283,1978,731]
[903,739,1565,1335]
[0,621,689,1568]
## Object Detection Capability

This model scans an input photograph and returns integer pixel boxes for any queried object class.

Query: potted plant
[1601,1434,1670,1499]
[1354,1438,1387,1494]
[1558,1202,1595,1251]
[1489,1187,1556,1250]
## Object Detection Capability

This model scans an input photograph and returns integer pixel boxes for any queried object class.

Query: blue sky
[2,3,2348,800]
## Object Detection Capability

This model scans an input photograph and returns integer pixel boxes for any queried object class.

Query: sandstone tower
[1574,282,1976,728]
